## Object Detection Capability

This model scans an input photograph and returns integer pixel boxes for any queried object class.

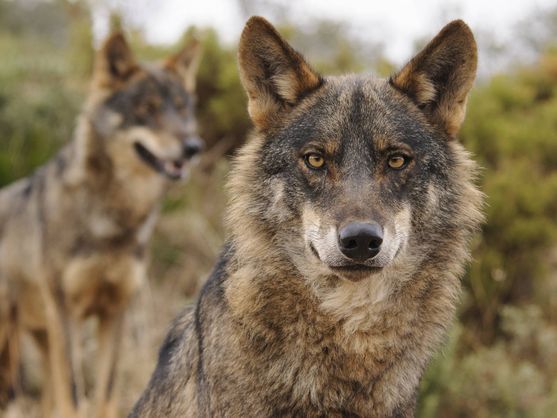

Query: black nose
[183,137,204,159]
[338,222,383,261]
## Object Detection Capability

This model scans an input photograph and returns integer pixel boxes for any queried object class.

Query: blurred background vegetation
[1,0,556,417]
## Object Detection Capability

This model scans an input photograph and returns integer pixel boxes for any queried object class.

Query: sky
[92,0,557,67]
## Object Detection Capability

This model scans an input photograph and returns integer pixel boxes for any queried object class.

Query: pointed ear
[238,16,323,130]
[390,20,477,138]
[93,32,138,89]
[165,38,202,92]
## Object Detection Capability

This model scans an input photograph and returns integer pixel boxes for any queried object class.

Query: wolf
[0,32,203,418]
[130,16,483,418]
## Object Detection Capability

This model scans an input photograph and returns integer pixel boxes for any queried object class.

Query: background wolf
[131,16,483,418]
[0,32,202,417]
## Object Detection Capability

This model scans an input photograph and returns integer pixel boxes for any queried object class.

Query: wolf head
[229,17,483,290]
[84,32,203,181]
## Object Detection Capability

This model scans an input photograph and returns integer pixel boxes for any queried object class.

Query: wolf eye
[304,153,325,170]
[388,155,408,170]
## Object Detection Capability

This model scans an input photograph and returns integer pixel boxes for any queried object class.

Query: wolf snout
[182,136,204,159]
[338,222,383,261]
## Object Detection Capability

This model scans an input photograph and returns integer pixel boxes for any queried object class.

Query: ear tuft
[238,16,323,130]
[94,32,138,88]
[165,38,203,92]
[390,20,477,138]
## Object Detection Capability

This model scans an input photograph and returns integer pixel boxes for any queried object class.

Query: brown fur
[130,17,483,417]
[237,17,323,129]
[390,20,477,138]
[0,33,202,417]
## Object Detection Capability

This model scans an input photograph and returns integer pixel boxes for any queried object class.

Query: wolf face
[88,33,203,181]
[234,17,478,285]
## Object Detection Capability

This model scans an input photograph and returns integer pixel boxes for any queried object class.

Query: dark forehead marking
[339,80,376,166]
[105,68,191,109]
[348,79,366,124]
[145,67,179,89]
[110,65,187,100]
[268,75,448,161]
[144,68,191,98]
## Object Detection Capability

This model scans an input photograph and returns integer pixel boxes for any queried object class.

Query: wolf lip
[329,264,381,272]
[329,264,383,282]
[134,142,187,181]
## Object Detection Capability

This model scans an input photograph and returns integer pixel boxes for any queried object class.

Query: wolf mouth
[329,264,383,281]
[134,142,187,181]
[329,265,382,272]
[310,243,383,279]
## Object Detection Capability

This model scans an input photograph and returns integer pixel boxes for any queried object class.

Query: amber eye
[304,153,325,170]
[388,155,408,170]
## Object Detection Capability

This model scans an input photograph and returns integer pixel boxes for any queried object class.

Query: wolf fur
[130,17,483,418]
[0,33,202,418]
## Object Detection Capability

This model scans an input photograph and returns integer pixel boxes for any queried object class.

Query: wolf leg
[0,273,20,407]
[42,287,81,418]
[94,311,124,418]
[30,329,54,416]
[0,308,21,408]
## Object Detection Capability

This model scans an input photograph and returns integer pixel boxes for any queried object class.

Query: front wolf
[0,33,202,417]
[131,17,483,418]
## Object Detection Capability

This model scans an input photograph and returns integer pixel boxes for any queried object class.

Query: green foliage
[195,29,250,150]
[0,1,89,187]
[0,39,82,186]
[459,54,557,339]
[419,306,557,418]
[0,81,80,186]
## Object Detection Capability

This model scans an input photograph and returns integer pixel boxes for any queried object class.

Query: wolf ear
[238,16,323,130]
[390,20,477,138]
[94,32,138,88]
[165,38,202,92]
